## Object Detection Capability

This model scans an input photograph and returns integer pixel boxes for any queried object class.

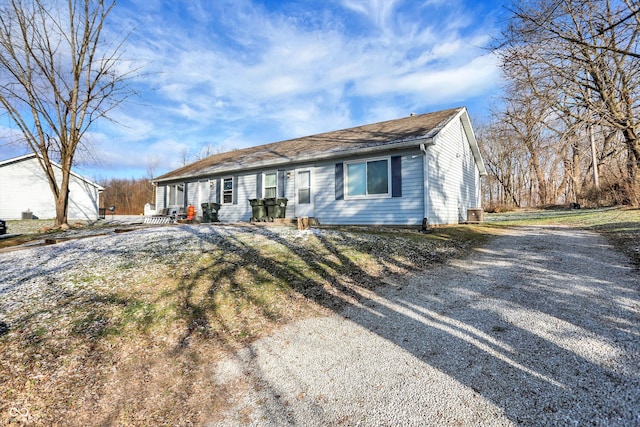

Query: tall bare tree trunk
[0,0,136,227]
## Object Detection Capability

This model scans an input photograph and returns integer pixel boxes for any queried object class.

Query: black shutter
[391,156,402,198]
[335,162,344,200]
[277,170,285,198]
[256,173,262,199]
[183,182,188,206]
[216,178,221,204]
[163,185,167,208]
[232,176,238,204]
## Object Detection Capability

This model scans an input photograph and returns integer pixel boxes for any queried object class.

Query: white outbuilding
[0,153,104,220]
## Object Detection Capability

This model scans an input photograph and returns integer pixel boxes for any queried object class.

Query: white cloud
[340,0,402,28]
[96,0,502,177]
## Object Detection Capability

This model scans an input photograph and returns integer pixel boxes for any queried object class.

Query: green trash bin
[263,198,276,221]
[209,203,221,222]
[275,198,288,218]
[201,202,221,222]
[248,199,266,222]
[201,203,211,222]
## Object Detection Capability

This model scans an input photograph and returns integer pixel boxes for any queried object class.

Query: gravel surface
[211,226,640,426]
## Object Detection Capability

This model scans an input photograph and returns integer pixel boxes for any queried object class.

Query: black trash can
[0,219,6,235]
[275,198,288,218]
[263,198,276,221]
[248,199,266,222]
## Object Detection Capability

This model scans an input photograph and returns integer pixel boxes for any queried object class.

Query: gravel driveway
[212,226,640,426]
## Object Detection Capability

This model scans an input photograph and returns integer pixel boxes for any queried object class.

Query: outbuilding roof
[0,153,104,190]
[154,106,482,182]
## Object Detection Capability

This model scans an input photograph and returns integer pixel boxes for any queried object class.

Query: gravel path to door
[211,226,640,426]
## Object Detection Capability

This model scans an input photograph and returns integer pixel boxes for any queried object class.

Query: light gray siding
[218,174,253,222]
[315,151,424,226]
[0,156,101,220]
[426,116,481,224]
[155,185,166,211]
[186,181,198,208]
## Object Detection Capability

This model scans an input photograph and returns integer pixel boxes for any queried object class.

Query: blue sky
[1,0,509,180]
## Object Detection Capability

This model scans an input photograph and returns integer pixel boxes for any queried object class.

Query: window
[346,158,390,198]
[222,177,233,204]
[264,172,277,199]
[168,183,184,206]
[298,170,311,204]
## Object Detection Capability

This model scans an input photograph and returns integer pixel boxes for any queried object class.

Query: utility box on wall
[467,208,484,223]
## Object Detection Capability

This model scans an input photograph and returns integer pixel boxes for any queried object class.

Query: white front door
[198,180,209,217]
[295,169,314,218]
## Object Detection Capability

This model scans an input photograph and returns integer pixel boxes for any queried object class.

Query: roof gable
[154,107,467,182]
[0,153,104,190]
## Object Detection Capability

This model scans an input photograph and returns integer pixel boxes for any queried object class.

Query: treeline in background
[100,178,154,215]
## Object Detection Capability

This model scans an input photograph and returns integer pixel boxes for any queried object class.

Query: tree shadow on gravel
[178,225,640,425]
[332,226,640,425]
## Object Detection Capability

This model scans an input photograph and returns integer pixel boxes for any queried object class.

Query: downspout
[420,143,430,232]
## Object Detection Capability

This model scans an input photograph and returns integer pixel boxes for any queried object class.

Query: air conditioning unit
[467,208,484,223]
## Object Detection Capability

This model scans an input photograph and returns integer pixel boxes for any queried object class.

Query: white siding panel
[66,178,101,220]
[427,117,481,224]
[155,185,166,211]
[0,157,53,219]
[186,181,198,207]
[0,157,100,220]
[314,153,424,225]
[218,173,254,222]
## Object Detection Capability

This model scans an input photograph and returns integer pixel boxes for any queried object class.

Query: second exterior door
[294,169,314,218]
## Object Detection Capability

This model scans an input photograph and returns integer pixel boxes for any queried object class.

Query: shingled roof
[154,107,466,182]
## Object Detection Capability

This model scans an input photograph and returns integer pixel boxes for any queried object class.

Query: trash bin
[202,202,221,222]
[210,203,220,222]
[201,203,211,222]
[21,211,33,220]
[0,219,6,235]
[263,198,276,221]
[248,199,266,222]
[275,198,288,218]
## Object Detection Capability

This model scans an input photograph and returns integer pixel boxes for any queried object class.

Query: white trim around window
[344,156,392,199]
[297,170,311,204]
[222,176,234,205]
[168,183,185,206]
[263,171,277,199]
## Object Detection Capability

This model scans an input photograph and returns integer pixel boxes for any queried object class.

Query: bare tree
[0,0,135,226]
[145,154,160,180]
[500,0,640,204]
